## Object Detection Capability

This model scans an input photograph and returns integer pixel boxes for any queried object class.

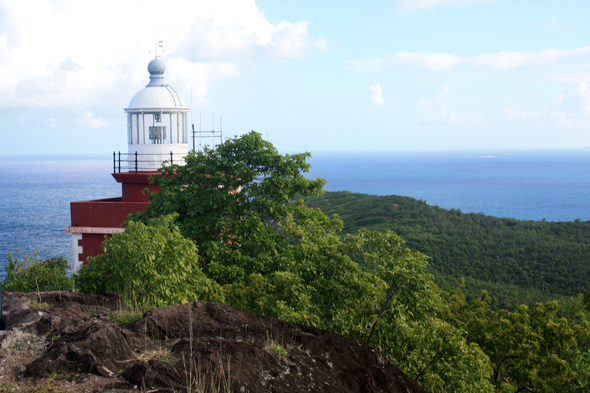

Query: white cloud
[499,83,590,128]
[549,82,590,128]
[502,107,546,123]
[538,19,561,29]
[315,37,329,53]
[418,86,484,125]
[393,0,494,12]
[370,83,385,107]
[346,46,590,75]
[0,0,325,113]
[577,82,590,115]
[74,110,108,129]
[177,18,325,61]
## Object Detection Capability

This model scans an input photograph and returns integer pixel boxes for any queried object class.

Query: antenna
[152,26,164,57]
[154,40,163,57]
[190,85,194,151]
[192,111,224,151]
[192,124,195,151]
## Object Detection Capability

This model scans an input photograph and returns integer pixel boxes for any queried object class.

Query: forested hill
[306,191,590,309]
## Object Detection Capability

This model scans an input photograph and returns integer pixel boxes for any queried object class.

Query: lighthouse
[66,56,190,272]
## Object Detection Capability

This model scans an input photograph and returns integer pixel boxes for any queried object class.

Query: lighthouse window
[149,126,167,143]
[154,113,161,122]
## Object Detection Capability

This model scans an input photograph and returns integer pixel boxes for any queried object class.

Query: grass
[109,309,143,327]
[137,346,178,365]
[108,295,144,327]
[265,334,289,359]
[47,372,73,379]
[0,380,58,393]
[29,301,49,310]
[183,355,236,393]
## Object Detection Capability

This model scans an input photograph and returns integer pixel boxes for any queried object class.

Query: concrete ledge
[65,226,125,234]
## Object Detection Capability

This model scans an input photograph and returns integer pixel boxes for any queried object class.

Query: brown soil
[1,291,428,393]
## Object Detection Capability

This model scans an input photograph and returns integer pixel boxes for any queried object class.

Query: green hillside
[306,191,590,309]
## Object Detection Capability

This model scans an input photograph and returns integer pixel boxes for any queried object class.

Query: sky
[2,0,590,155]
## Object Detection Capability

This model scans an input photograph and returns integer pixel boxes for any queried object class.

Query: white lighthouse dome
[126,85,187,110]
[126,57,188,110]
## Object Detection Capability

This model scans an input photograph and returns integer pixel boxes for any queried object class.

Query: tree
[442,288,590,392]
[133,131,328,284]
[76,214,223,308]
[2,249,74,293]
[348,230,494,393]
[128,134,495,391]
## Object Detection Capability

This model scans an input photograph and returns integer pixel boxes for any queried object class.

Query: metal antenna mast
[190,85,195,151]
[192,112,224,151]
[152,26,164,58]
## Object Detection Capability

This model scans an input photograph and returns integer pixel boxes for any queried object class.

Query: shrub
[2,249,74,292]
[75,214,224,308]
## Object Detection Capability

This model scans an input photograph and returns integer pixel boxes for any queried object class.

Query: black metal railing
[113,151,186,173]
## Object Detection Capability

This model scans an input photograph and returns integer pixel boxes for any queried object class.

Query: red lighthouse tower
[66,56,190,272]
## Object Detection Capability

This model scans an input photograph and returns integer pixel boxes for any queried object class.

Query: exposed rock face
[1,292,428,393]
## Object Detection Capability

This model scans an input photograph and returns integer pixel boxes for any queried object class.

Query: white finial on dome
[146,57,166,86]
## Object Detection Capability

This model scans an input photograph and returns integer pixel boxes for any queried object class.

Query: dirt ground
[1,291,427,393]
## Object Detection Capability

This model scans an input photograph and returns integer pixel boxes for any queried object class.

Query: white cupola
[124,57,190,171]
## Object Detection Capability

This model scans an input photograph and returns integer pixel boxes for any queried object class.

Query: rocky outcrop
[1,292,428,393]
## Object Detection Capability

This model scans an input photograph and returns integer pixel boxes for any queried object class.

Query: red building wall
[67,172,161,270]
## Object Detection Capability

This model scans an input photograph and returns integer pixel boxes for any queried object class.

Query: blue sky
[2,0,590,155]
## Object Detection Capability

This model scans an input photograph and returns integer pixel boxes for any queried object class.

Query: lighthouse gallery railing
[113,151,186,174]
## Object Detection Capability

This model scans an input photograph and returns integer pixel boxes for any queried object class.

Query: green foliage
[582,290,590,314]
[442,288,590,392]
[128,133,494,391]
[76,214,224,308]
[349,230,494,393]
[2,248,74,292]
[132,131,327,284]
[83,133,589,392]
[306,191,590,308]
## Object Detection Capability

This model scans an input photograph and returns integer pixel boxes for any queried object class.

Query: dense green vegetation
[443,290,590,392]
[106,131,498,391]
[4,132,590,392]
[2,248,74,293]
[306,191,590,309]
[75,214,223,307]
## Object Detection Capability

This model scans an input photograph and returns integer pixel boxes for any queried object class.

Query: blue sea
[1,150,590,279]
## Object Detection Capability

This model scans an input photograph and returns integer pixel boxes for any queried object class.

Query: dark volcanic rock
[24,304,135,378]
[126,302,427,393]
[2,292,427,393]
[121,360,182,390]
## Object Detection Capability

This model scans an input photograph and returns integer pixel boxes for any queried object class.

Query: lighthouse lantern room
[66,56,189,272]
[124,57,190,171]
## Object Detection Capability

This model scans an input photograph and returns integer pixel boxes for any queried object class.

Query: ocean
[1,150,589,279]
